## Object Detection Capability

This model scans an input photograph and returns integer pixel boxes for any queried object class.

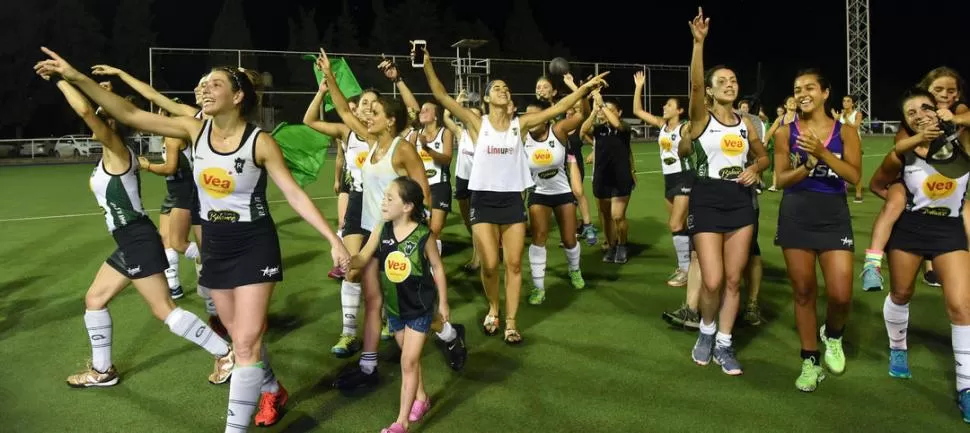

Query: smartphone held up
[411,40,426,68]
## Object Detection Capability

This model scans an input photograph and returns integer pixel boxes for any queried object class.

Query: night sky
[74,0,970,120]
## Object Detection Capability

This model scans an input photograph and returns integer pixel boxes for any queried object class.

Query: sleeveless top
[468,115,534,192]
[416,127,450,185]
[786,121,847,195]
[90,146,147,232]
[902,152,969,218]
[193,120,269,223]
[658,121,690,175]
[693,112,750,181]
[455,129,475,180]
[524,125,571,195]
[378,221,436,319]
[361,137,403,231]
[162,139,193,185]
[839,110,859,127]
[343,132,370,193]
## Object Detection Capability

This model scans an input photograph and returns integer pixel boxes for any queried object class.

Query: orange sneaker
[253,382,288,427]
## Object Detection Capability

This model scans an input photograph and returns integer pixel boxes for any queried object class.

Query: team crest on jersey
[740,129,748,139]
[426,169,438,178]
[403,240,418,256]
[512,127,519,136]
[233,158,245,174]
[548,141,555,148]
[672,134,678,141]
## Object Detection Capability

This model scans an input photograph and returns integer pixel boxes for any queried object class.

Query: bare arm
[686,18,711,139]
[426,234,449,320]
[773,125,808,189]
[552,107,586,139]
[420,50,481,136]
[320,59,370,140]
[869,150,903,200]
[92,65,199,117]
[54,80,126,154]
[893,128,931,154]
[677,123,693,157]
[303,85,352,139]
[333,142,346,193]
[394,140,432,209]
[421,128,453,167]
[824,123,862,184]
[142,137,183,176]
[351,222,384,269]
[632,74,665,128]
[743,116,770,174]
[520,73,607,131]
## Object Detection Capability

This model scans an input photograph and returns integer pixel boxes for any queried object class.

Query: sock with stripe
[359,352,378,375]
[340,281,361,336]
[436,322,457,342]
[564,243,581,272]
[225,364,263,433]
[883,295,909,350]
[528,244,547,290]
[164,307,229,357]
[164,248,181,291]
[673,232,691,272]
[865,249,884,268]
[84,309,112,373]
[954,324,970,391]
[260,343,280,393]
[196,284,217,317]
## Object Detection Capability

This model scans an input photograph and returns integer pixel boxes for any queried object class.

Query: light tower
[846,0,871,126]
[451,39,490,106]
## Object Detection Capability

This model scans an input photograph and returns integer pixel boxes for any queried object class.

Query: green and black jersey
[90,146,147,232]
[377,221,437,319]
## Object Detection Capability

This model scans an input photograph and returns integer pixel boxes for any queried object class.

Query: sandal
[504,318,523,345]
[482,314,499,336]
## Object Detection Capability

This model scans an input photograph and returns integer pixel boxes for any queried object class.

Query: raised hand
[634,71,646,87]
[582,71,611,93]
[378,57,399,81]
[688,7,710,43]
[34,47,83,81]
[316,48,331,72]
[91,65,122,76]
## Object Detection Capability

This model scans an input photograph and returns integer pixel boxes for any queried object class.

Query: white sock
[340,281,361,336]
[164,307,230,357]
[953,324,970,391]
[715,332,732,348]
[564,243,581,272]
[196,284,217,316]
[436,322,457,342]
[528,244,547,290]
[84,309,112,373]
[359,352,378,374]
[883,295,909,350]
[673,234,691,271]
[184,242,200,260]
[194,257,203,279]
[260,343,280,393]
[225,365,262,433]
[164,248,180,290]
[699,319,716,335]
[436,238,442,255]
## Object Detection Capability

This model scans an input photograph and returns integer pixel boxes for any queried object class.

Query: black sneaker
[614,244,629,264]
[443,324,467,372]
[923,270,942,287]
[602,247,616,263]
[170,285,184,300]
[333,364,379,390]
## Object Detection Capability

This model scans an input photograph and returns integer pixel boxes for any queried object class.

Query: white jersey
[693,113,750,181]
[840,110,860,127]
[468,116,534,192]
[193,120,270,223]
[90,146,147,232]
[361,137,403,231]
[343,132,370,192]
[416,127,449,185]
[524,126,571,195]
[455,129,474,179]
[902,152,969,218]
[658,122,690,175]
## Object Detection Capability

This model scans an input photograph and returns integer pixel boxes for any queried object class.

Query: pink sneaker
[328,266,346,280]
[408,399,431,422]
[381,422,407,433]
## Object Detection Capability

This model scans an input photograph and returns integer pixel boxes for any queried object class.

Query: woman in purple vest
[772,69,861,392]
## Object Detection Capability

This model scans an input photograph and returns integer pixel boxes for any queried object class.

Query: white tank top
[361,137,403,231]
[902,152,969,218]
[468,115,534,192]
[693,113,750,181]
[658,121,690,175]
[193,120,270,223]
[343,132,370,192]
[840,110,859,127]
[416,127,449,185]
[524,125,571,195]
[455,129,474,180]
[90,146,146,232]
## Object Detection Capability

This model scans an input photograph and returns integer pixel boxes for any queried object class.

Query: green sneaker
[795,358,826,392]
[568,269,586,290]
[820,325,846,375]
[528,287,546,305]
[381,321,392,340]
[330,334,361,358]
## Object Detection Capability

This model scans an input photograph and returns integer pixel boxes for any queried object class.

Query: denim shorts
[386,311,433,334]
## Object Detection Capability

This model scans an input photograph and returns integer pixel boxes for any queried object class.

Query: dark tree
[209,0,253,50]
[286,7,320,88]
[111,0,156,79]
[501,0,550,59]
[323,0,361,53]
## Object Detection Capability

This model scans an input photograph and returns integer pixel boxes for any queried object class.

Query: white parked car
[54,134,102,157]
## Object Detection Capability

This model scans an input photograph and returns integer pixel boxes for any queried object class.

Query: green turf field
[1,135,967,432]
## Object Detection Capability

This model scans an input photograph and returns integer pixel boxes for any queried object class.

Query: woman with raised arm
[420,45,608,344]
[36,47,349,430]
[322,49,468,390]
[443,90,484,271]
[561,73,598,246]
[765,96,798,191]
[304,78,382,358]
[681,9,769,376]
[773,69,861,392]
[92,64,203,118]
[38,74,234,391]
[633,71,693,286]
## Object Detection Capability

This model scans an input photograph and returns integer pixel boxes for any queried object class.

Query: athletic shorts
[664,171,695,201]
[430,182,452,212]
[568,145,585,180]
[887,211,968,260]
[200,218,283,289]
[528,192,576,208]
[191,192,202,226]
[454,177,471,201]
[106,217,168,280]
[342,191,366,236]
[593,178,634,199]
[469,191,528,226]
[160,178,194,214]
[687,178,756,235]
[386,310,433,334]
[775,190,855,251]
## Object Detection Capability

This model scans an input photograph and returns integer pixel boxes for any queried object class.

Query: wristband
[52,76,64,84]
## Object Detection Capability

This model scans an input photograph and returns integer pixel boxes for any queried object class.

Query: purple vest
[786,121,847,195]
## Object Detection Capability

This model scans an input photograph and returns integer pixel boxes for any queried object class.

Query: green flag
[302,54,362,112]
[271,122,331,188]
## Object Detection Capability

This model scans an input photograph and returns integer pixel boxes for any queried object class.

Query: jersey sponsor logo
[355,151,368,168]
[718,166,743,180]
[487,146,514,155]
[419,149,433,163]
[200,167,235,198]
[663,157,677,166]
[919,206,953,217]
[384,250,412,283]
[659,136,674,152]
[531,148,553,165]
[426,168,438,178]
[538,168,559,179]
[207,209,240,223]
[923,173,958,200]
[720,134,746,157]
